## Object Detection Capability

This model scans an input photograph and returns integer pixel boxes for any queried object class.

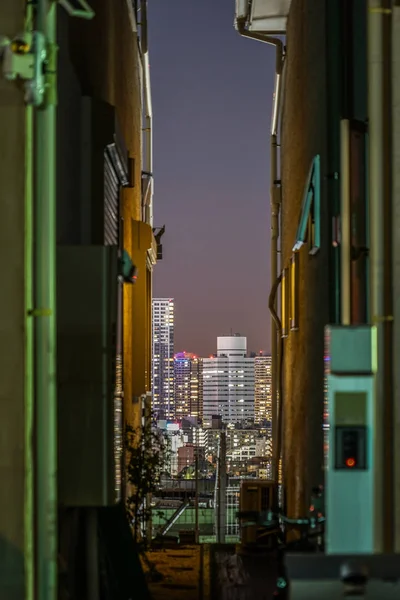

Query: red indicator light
[346,457,356,468]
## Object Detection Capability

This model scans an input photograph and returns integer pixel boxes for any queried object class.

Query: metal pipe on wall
[235,20,284,490]
[367,0,393,553]
[340,119,351,325]
[141,1,153,226]
[24,4,35,598]
[326,0,341,326]
[268,274,283,490]
[143,51,153,225]
[392,1,400,553]
[380,0,393,556]
[34,0,58,597]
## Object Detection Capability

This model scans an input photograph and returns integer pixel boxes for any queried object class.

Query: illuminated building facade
[254,354,272,424]
[174,352,203,421]
[152,299,175,419]
[202,335,255,427]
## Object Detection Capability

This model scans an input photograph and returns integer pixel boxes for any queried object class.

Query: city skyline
[151,301,272,427]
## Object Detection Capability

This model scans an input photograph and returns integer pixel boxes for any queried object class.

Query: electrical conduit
[34,0,58,597]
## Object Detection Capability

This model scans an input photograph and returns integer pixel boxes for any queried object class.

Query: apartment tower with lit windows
[152,299,175,419]
[174,352,203,421]
[254,353,272,425]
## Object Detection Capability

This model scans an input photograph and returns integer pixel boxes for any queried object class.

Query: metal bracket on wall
[153,225,165,260]
[58,0,95,19]
[0,31,47,106]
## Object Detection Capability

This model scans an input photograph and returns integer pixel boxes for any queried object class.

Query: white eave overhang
[235,0,291,34]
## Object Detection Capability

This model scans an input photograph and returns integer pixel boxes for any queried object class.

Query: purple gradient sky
[148,0,275,357]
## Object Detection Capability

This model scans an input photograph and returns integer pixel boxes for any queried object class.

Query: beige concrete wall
[392,4,400,552]
[281,0,329,518]
[0,2,31,598]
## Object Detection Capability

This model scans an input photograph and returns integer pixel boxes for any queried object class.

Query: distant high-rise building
[254,354,272,424]
[202,335,254,427]
[174,352,203,421]
[152,299,174,419]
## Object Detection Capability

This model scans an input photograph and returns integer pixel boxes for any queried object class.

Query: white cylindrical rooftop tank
[217,335,247,357]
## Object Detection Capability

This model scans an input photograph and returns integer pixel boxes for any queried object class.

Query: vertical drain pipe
[141,1,153,226]
[340,120,351,325]
[367,0,393,552]
[34,0,58,597]
[235,19,284,490]
[143,51,153,226]
[380,0,393,555]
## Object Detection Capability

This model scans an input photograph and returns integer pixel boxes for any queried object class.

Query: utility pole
[216,429,226,544]
[220,430,227,544]
[195,375,202,544]
[194,422,199,544]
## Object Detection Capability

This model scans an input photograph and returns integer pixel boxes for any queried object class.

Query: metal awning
[235,0,292,34]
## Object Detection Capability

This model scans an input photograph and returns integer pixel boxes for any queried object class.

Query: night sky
[148,0,275,357]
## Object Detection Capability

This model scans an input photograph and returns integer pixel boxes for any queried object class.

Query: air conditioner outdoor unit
[249,0,291,33]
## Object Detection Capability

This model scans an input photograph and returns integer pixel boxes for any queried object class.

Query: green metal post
[35,0,58,598]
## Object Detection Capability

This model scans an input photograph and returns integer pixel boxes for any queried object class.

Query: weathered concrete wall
[281,0,330,517]
[0,3,32,598]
